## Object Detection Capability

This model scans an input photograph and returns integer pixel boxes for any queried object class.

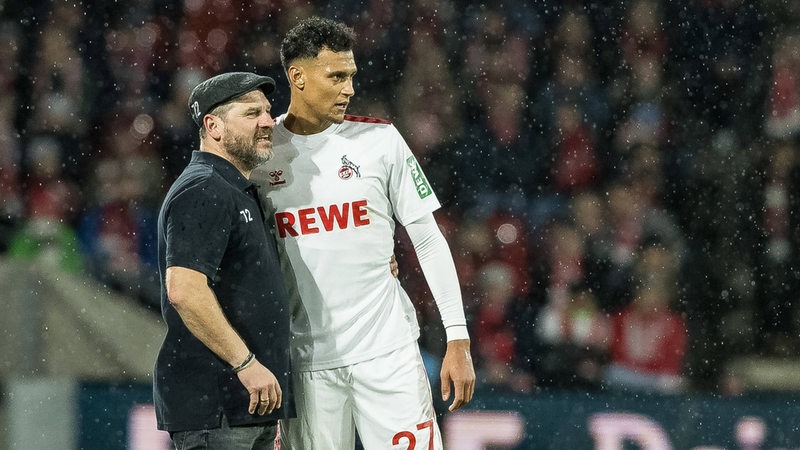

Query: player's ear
[204,114,224,140]
[288,66,304,89]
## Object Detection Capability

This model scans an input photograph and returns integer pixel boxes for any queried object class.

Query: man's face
[219,90,275,171]
[297,48,356,126]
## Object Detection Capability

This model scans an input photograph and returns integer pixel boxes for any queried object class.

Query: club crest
[338,155,361,180]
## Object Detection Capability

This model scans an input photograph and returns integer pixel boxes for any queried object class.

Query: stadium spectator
[7,135,83,272]
[663,0,767,136]
[529,17,612,224]
[531,221,589,314]
[534,281,609,389]
[455,5,539,216]
[605,181,685,270]
[25,2,91,176]
[604,259,687,394]
[747,141,800,354]
[77,110,162,307]
[550,98,601,195]
[471,262,536,394]
[764,32,800,139]
[153,67,206,182]
[619,0,668,64]
[456,80,539,216]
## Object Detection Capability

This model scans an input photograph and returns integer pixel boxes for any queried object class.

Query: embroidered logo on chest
[268,170,286,186]
[338,155,361,180]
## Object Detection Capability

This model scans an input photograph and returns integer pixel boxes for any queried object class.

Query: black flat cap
[188,72,276,127]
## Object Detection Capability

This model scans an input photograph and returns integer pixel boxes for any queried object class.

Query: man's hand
[440,339,475,411]
[390,254,399,278]
[237,359,282,415]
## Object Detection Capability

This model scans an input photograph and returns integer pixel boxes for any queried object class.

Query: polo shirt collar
[191,150,254,191]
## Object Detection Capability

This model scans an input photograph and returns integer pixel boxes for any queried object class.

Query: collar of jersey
[192,150,254,192]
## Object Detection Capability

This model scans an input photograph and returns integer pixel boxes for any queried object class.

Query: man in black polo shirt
[154,72,292,449]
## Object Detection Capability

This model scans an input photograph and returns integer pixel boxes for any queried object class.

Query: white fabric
[252,114,446,371]
[404,214,469,341]
[279,342,443,450]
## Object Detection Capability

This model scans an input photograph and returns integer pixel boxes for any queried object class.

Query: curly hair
[280,16,356,70]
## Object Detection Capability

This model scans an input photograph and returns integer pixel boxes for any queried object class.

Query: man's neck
[283,108,331,136]
[200,146,251,179]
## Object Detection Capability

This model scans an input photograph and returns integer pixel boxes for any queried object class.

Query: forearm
[405,213,469,341]
[166,267,251,367]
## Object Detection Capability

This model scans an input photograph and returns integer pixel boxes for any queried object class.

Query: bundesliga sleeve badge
[406,156,432,199]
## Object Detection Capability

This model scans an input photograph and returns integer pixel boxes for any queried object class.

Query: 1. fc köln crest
[338,155,361,180]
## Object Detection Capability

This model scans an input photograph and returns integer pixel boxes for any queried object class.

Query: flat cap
[188,72,276,127]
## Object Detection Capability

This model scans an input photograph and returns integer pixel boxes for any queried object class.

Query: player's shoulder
[343,114,392,126]
[340,114,400,141]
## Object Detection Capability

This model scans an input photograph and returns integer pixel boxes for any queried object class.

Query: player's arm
[166,266,281,415]
[405,213,475,411]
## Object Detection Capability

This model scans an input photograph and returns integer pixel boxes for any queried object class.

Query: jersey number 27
[392,419,434,450]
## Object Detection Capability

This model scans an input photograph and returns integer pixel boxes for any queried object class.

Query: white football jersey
[253,114,441,371]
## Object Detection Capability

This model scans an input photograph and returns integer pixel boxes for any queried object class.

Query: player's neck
[284,108,332,136]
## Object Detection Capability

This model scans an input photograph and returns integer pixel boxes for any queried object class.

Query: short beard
[224,134,271,172]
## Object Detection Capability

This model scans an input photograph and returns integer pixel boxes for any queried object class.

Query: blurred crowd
[1,0,800,395]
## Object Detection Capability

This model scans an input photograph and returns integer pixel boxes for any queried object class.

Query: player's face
[220,90,275,171]
[300,48,356,126]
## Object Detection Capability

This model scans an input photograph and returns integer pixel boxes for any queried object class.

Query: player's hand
[440,339,475,411]
[237,359,282,415]
[390,254,399,278]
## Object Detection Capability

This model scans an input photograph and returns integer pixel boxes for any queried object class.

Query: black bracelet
[232,352,255,373]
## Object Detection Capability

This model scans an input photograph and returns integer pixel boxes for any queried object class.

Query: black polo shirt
[154,151,292,432]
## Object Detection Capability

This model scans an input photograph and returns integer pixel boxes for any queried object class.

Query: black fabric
[154,151,293,432]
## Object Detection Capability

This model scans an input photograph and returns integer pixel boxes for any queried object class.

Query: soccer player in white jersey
[251,16,475,450]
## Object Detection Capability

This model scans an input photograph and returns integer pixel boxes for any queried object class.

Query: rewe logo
[274,200,370,237]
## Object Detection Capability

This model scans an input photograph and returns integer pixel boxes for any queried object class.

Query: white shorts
[279,342,443,450]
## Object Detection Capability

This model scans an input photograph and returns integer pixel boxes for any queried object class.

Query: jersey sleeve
[405,213,470,341]
[385,125,441,226]
[164,184,232,278]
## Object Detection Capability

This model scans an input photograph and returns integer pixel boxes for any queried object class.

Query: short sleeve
[386,125,441,226]
[164,184,233,278]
